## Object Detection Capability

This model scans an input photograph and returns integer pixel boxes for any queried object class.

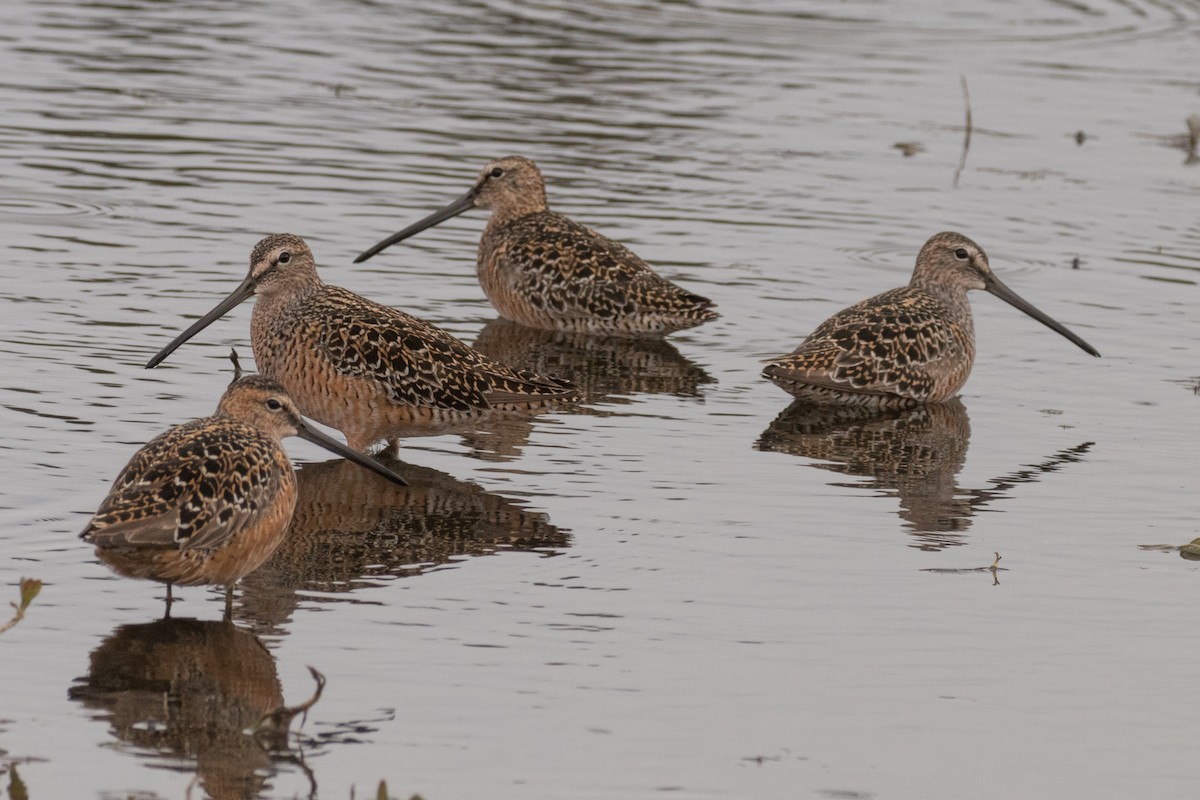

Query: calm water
[2,0,1199,797]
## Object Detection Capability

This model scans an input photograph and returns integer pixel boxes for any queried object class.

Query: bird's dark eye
[953,248,969,260]
[266,398,283,411]
[490,167,504,178]
[277,251,291,265]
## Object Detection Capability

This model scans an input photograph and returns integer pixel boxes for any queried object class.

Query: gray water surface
[1,1,1199,797]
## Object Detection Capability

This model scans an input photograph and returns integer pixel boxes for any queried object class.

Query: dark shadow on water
[68,617,379,797]
[67,617,305,800]
[381,394,563,463]
[756,399,1094,551]
[471,317,716,406]
[449,412,548,463]
[236,456,569,630]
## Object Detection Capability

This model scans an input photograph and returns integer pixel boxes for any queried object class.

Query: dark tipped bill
[985,274,1100,357]
[145,275,256,368]
[294,419,408,486]
[354,189,477,263]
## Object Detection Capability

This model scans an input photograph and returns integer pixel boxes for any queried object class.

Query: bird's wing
[80,418,282,552]
[763,288,965,401]
[313,287,574,410]
[496,214,714,321]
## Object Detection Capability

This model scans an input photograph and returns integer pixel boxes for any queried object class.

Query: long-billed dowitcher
[145,234,577,453]
[763,232,1100,408]
[80,375,408,612]
[353,156,719,336]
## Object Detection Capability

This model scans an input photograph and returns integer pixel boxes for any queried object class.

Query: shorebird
[763,232,1099,408]
[145,234,577,454]
[354,156,718,336]
[80,375,408,613]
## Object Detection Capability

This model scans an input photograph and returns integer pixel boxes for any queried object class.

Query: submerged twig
[920,551,1006,586]
[253,665,327,747]
[953,76,973,188]
[229,348,244,381]
[0,578,42,636]
[1185,114,1200,165]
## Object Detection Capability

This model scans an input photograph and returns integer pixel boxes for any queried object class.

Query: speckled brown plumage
[148,234,578,454]
[355,156,718,335]
[82,377,300,589]
[477,204,718,334]
[765,284,977,409]
[757,400,974,546]
[763,232,1100,408]
[81,375,407,598]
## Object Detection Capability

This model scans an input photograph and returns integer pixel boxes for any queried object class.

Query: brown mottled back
[479,209,718,335]
[81,377,300,587]
[247,234,577,452]
[763,231,1099,408]
[764,283,976,408]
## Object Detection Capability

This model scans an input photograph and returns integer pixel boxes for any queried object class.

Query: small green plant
[0,578,42,636]
[347,780,424,799]
[7,763,30,800]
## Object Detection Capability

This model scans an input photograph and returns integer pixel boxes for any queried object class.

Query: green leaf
[18,578,42,611]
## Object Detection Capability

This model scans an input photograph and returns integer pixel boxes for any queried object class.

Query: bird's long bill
[145,275,256,368]
[294,420,409,486]
[353,189,477,263]
[985,274,1100,357]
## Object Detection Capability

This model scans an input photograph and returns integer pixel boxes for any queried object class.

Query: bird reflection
[236,456,569,629]
[68,617,301,800]
[756,399,1093,550]
[471,317,715,404]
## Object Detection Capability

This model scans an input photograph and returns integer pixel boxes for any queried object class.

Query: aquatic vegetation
[0,578,42,636]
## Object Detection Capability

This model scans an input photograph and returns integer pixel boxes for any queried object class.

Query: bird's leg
[163,584,174,620]
[224,585,234,621]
